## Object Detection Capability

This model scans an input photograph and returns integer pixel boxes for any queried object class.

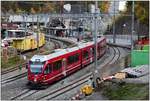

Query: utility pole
[113,1,116,43]
[32,15,34,31]
[25,15,27,37]
[93,1,99,88]
[131,1,134,50]
[37,15,39,53]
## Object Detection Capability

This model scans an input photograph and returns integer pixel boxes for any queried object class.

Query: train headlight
[34,78,37,82]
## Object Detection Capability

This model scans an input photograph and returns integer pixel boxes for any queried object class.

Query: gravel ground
[1,77,28,100]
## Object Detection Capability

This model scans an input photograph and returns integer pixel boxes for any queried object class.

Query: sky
[119,1,127,11]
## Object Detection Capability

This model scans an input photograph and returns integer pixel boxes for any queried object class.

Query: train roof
[30,37,105,62]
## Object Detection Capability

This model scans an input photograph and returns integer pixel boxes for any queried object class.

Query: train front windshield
[29,61,44,74]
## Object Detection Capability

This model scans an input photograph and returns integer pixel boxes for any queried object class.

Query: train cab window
[44,64,52,74]
[53,60,62,71]
[68,54,79,65]
[83,50,89,59]
[29,61,45,74]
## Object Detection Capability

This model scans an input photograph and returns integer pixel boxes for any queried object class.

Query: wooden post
[3,47,8,62]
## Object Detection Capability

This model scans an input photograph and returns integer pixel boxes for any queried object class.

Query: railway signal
[37,15,40,53]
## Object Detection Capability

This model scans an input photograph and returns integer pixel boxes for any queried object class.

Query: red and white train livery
[27,37,106,85]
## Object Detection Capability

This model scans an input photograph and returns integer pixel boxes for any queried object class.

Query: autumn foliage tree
[127,1,149,25]
[42,2,55,13]
[98,1,110,13]
[30,7,36,14]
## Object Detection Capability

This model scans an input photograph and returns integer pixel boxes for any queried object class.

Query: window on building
[53,60,62,71]
[44,64,52,74]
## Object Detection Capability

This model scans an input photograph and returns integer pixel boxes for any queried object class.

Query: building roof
[9,15,49,23]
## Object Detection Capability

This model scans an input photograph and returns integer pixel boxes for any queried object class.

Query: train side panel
[81,45,94,67]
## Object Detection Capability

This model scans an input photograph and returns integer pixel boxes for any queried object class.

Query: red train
[27,37,107,86]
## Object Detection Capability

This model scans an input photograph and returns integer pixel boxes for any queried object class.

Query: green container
[143,45,149,51]
[131,50,149,67]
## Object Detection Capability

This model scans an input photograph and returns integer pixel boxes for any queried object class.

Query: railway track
[10,89,38,100]
[10,46,122,100]
[1,72,27,86]
[1,63,26,75]
[38,73,92,100]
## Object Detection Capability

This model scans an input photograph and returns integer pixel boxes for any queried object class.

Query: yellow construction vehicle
[12,30,45,52]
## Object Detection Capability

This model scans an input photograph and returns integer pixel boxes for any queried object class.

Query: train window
[16,32,25,37]
[74,54,79,62]
[53,60,62,71]
[91,48,94,55]
[83,50,89,59]
[67,54,79,65]
[44,64,52,74]
[68,56,74,65]
[7,31,14,37]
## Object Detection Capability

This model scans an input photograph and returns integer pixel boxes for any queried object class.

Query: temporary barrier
[142,45,149,51]
[131,50,149,67]
[121,65,149,77]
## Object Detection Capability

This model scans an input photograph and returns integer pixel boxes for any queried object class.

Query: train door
[62,58,67,76]
[98,43,101,58]
[82,49,90,66]
[43,63,53,83]
[90,47,94,62]
[52,60,63,80]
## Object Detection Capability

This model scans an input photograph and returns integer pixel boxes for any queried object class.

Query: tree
[126,1,149,25]
[42,2,55,13]
[16,8,23,14]
[30,7,36,14]
[98,1,110,13]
